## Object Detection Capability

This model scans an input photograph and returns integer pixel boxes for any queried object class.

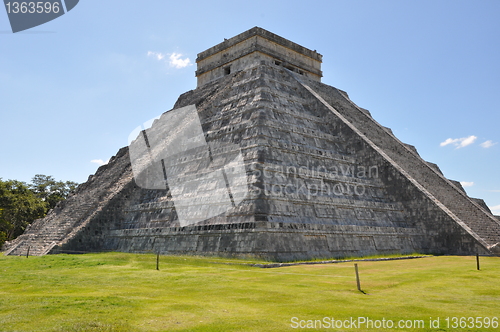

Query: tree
[0,179,48,247]
[0,209,6,247]
[0,175,78,248]
[30,174,78,210]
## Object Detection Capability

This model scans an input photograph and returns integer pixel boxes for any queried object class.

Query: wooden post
[156,253,160,271]
[354,263,361,292]
[476,254,480,271]
[26,246,30,258]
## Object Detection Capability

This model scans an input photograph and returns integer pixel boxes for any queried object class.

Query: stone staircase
[4,201,97,256]
[4,147,134,256]
[300,76,500,254]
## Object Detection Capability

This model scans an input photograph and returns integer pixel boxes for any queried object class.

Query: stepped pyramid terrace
[4,27,500,261]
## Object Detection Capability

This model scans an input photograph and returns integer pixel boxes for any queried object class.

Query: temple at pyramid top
[195,27,323,86]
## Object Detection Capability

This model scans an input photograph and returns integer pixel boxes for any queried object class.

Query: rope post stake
[354,263,362,292]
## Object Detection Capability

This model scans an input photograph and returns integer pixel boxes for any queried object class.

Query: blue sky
[1,0,499,213]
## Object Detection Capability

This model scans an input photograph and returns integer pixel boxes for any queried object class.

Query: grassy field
[0,252,499,332]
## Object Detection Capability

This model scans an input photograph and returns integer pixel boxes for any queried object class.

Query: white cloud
[169,53,191,69]
[460,181,474,187]
[147,51,166,61]
[147,51,191,69]
[440,135,477,149]
[480,140,497,148]
[440,138,459,147]
[458,135,477,148]
[489,205,500,215]
[91,159,109,166]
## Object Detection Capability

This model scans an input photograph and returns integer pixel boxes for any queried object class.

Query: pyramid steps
[300,75,500,253]
[4,148,134,256]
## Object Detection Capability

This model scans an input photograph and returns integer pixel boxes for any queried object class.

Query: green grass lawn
[0,252,499,332]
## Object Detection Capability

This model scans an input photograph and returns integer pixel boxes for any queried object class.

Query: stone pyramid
[4,27,500,261]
